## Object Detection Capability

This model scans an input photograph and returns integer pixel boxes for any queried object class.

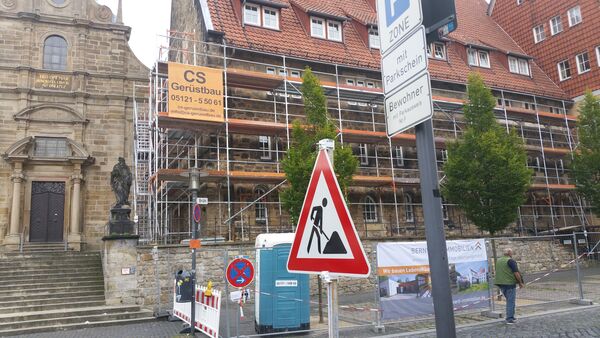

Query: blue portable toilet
[255,233,310,334]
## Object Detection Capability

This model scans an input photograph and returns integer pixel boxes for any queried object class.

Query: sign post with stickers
[377,0,458,336]
[288,139,370,338]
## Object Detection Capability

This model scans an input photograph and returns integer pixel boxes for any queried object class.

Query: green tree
[442,73,532,234]
[281,68,358,225]
[572,92,600,215]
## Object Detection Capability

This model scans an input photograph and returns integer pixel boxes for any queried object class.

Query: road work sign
[287,149,370,277]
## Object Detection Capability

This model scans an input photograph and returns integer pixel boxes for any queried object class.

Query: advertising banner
[167,62,224,122]
[377,239,488,320]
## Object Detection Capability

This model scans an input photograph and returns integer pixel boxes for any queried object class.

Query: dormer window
[467,48,490,68]
[244,4,260,26]
[263,7,279,29]
[244,3,280,30]
[369,27,380,49]
[327,21,342,41]
[311,17,325,38]
[311,16,343,41]
[431,42,446,60]
[508,56,530,76]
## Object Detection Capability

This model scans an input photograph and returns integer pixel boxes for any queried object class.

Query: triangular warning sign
[287,149,370,277]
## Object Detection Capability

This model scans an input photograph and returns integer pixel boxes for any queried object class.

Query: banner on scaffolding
[377,239,489,320]
[167,62,224,122]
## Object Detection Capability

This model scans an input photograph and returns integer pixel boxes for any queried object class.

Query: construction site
[131,31,595,246]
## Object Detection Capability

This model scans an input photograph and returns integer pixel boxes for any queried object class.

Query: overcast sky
[95,0,171,68]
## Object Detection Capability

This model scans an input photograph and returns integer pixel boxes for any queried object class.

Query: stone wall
[130,237,581,310]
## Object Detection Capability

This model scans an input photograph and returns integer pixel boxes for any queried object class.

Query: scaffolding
[132,32,594,245]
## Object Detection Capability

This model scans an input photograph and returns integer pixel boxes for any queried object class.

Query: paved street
[16,304,600,337]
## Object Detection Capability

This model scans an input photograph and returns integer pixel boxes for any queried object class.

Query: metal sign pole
[318,139,340,338]
[415,120,456,337]
[189,169,202,336]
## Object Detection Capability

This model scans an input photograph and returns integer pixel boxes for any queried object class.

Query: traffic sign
[377,0,423,54]
[196,197,208,205]
[193,204,202,223]
[287,149,370,277]
[381,26,428,95]
[385,72,433,136]
[226,258,254,288]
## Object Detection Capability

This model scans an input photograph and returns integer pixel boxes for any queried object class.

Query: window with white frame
[346,79,355,86]
[369,27,380,49]
[533,24,545,43]
[596,46,600,67]
[278,68,287,76]
[467,48,490,68]
[395,146,404,167]
[363,196,378,223]
[266,67,275,75]
[290,70,300,77]
[441,149,448,162]
[263,7,279,29]
[244,3,281,30]
[356,80,365,87]
[576,52,591,74]
[557,60,571,81]
[467,48,478,65]
[366,82,375,88]
[254,187,267,221]
[567,6,582,27]
[259,135,271,159]
[404,193,414,223]
[508,56,530,76]
[244,3,260,26]
[426,44,431,57]
[549,15,563,35]
[359,144,369,165]
[310,17,325,38]
[468,49,490,68]
[327,20,342,41]
[433,42,446,59]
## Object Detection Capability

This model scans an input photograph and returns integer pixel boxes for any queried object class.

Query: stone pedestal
[101,237,139,305]
[107,206,135,236]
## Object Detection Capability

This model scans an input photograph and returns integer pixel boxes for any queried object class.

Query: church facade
[0,0,147,250]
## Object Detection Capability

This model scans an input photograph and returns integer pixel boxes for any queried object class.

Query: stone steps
[0,317,156,336]
[1,299,108,314]
[0,294,106,308]
[0,280,104,291]
[0,272,98,288]
[0,250,154,335]
[0,307,152,330]
[0,267,102,285]
[0,290,105,303]
[0,284,104,298]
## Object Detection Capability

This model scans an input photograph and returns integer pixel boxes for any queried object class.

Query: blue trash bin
[255,233,310,334]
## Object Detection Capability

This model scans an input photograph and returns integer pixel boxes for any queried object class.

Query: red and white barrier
[173,284,221,338]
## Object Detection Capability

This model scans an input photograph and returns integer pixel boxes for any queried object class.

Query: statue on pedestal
[110,157,132,208]
[105,157,137,239]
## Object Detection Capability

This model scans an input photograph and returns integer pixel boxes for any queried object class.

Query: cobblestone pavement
[17,304,600,338]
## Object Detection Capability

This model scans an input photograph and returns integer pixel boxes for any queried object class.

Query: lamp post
[189,168,201,336]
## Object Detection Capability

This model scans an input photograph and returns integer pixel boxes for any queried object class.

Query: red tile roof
[205,0,567,99]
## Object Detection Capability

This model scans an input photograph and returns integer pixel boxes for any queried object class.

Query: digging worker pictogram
[306,197,347,255]
[308,198,328,254]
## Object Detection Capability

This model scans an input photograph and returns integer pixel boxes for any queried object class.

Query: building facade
[0,0,147,250]
[136,0,596,246]
[490,0,600,99]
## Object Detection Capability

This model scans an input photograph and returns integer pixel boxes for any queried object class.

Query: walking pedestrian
[495,248,525,324]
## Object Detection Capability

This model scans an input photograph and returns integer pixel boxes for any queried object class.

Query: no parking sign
[226,257,254,288]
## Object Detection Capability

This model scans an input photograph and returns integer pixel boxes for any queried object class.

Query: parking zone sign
[377,0,423,54]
